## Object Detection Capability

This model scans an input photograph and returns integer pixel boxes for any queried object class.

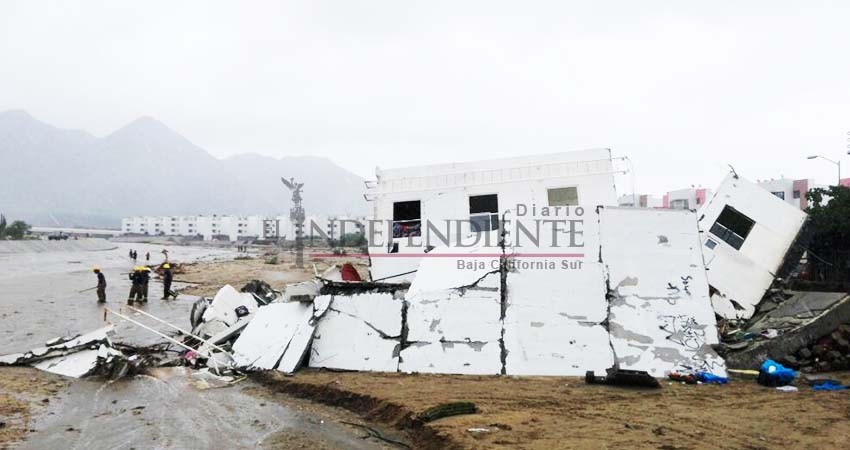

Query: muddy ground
[255,370,850,450]
[176,249,369,297]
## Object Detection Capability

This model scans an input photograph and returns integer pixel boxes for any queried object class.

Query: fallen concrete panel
[725,292,850,369]
[202,285,258,326]
[32,349,101,378]
[309,293,402,372]
[601,207,726,377]
[231,302,313,370]
[277,296,334,374]
[399,341,502,375]
[405,243,501,298]
[310,310,400,372]
[0,325,114,366]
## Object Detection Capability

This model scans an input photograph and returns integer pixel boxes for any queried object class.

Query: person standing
[161,263,177,299]
[127,267,143,304]
[145,252,150,262]
[93,267,106,303]
[140,267,150,302]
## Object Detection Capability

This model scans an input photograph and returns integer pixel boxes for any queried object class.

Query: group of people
[128,249,150,262]
[92,248,177,304]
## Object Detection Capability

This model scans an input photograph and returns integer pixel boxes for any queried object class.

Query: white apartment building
[122,214,366,242]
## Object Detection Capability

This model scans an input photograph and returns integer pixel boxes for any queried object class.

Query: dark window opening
[709,205,755,250]
[547,187,579,206]
[793,190,801,199]
[469,194,499,232]
[670,199,690,210]
[772,191,785,200]
[392,200,421,238]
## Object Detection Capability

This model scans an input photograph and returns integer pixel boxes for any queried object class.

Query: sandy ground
[256,370,850,450]
[0,368,68,448]
[176,249,369,297]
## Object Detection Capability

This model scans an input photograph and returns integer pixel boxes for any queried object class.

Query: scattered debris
[418,402,478,423]
[585,367,661,388]
[757,359,797,387]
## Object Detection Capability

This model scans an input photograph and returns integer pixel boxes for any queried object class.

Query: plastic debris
[757,359,797,387]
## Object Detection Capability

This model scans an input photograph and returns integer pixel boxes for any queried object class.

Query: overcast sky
[2,1,849,195]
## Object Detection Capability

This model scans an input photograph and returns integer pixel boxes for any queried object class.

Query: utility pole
[281,177,305,268]
[807,155,841,185]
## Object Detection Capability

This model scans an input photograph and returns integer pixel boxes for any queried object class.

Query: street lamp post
[807,155,841,185]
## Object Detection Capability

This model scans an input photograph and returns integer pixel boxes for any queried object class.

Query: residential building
[618,194,664,208]
[756,178,818,210]
[364,148,622,282]
[663,187,711,210]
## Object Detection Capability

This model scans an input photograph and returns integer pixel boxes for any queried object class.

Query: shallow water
[0,240,386,450]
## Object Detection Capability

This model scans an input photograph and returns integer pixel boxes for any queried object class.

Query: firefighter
[161,263,178,299]
[93,267,106,303]
[139,266,151,302]
[127,267,144,304]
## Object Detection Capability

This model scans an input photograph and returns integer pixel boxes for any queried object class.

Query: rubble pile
[785,325,850,373]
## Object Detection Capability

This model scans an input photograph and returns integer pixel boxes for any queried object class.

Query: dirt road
[255,370,850,450]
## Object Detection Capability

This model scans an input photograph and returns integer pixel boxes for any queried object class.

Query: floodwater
[0,239,386,450]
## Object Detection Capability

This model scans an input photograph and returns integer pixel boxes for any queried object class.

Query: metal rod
[125,305,230,355]
[104,307,229,370]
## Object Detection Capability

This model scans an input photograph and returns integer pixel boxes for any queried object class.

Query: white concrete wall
[366,148,618,282]
[699,174,808,320]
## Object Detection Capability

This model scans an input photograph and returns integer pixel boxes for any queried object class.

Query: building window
[709,206,755,251]
[793,190,801,199]
[547,187,579,206]
[772,191,785,200]
[469,194,499,232]
[392,200,421,238]
[670,199,690,210]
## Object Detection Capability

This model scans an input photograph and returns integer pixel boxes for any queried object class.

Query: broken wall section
[502,208,614,376]
[601,207,726,377]
[309,292,405,372]
[399,243,503,375]
[698,174,808,321]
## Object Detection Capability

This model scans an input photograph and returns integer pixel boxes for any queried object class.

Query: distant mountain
[0,110,367,227]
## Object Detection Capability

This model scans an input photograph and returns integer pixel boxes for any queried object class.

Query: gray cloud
[1,0,849,193]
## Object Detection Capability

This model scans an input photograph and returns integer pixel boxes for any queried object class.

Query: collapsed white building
[216,149,731,378]
[698,174,809,321]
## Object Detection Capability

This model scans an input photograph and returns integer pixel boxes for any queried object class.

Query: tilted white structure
[698,174,808,321]
[365,148,621,282]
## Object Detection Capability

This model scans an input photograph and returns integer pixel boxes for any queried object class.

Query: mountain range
[0,110,368,228]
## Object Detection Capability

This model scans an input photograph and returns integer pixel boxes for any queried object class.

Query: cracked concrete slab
[308,293,403,372]
[310,309,401,372]
[399,341,503,375]
[231,302,315,371]
[600,207,726,377]
[406,287,502,343]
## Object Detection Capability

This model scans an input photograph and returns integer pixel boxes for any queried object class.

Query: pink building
[662,187,710,210]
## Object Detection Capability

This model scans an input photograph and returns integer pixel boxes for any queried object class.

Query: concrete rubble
[0,325,130,378]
